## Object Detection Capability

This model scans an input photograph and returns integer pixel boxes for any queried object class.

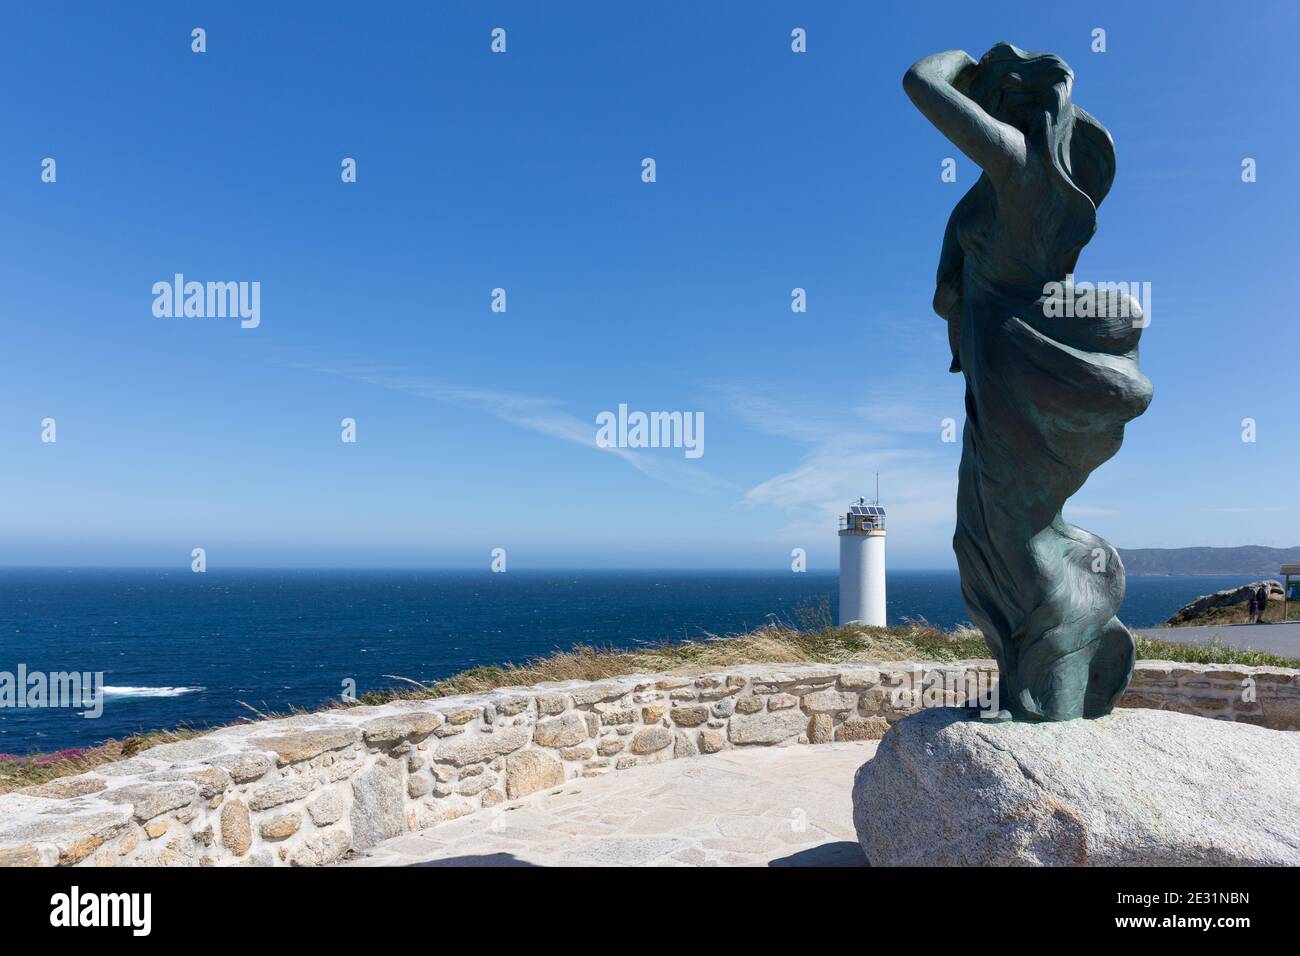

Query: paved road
[1135,621,1300,660]
[344,741,877,867]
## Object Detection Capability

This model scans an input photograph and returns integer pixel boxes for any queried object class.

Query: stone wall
[1123,660,1298,725]
[1,658,1295,867]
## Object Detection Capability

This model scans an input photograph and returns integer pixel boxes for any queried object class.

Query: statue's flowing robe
[940,112,1153,720]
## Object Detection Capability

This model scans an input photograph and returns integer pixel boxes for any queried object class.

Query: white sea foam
[101,686,203,700]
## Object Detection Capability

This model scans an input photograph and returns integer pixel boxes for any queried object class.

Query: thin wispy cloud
[716,368,1126,551]
[715,383,959,550]
[311,365,739,496]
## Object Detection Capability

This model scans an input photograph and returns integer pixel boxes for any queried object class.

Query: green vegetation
[1135,635,1298,669]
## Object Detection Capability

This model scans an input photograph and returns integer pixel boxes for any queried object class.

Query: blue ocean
[0,569,1249,754]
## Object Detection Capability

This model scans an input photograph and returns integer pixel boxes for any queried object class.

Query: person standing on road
[1255,584,1269,624]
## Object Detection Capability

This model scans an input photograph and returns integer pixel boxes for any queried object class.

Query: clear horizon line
[0,565,1280,577]
[0,564,957,573]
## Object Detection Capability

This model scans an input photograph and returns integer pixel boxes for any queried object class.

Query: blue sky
[1,1,1295,570]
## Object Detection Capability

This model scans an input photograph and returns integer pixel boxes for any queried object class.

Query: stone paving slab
[342,741,878,867]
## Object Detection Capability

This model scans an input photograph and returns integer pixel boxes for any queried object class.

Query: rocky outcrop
[0,659,1295,867]
[852,707,1300,866]
[1166,580,1284,625]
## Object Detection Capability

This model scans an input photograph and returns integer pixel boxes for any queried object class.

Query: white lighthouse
[838,497,886,626]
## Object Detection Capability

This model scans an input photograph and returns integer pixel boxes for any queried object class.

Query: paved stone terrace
[344,741,876,867]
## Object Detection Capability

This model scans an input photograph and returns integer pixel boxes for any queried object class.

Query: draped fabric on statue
[954,284,1152,720]
[936,93,1153,720]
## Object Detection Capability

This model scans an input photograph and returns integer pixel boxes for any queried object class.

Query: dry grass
[355,618,990,705]
[0,727,207,794]
[2,604,1296,795]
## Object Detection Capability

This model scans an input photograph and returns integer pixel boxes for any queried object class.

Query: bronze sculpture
[904,43,1153,720]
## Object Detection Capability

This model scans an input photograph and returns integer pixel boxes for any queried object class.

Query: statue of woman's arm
[903,51,1025,180]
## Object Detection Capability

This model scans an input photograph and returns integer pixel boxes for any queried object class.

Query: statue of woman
[903,43,1153,721]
